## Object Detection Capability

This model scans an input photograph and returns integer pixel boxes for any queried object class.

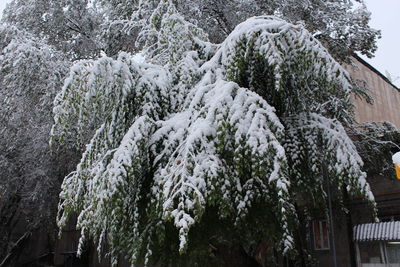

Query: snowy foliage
[93,0,379,61]
[0,26,68,109]
[352,122,400,178]
[252,0,380,61]
[2,0,102,59]
[0,25,71,259]
[0,0,384,265]
[52,2,376,265]
[173,0,380,60]
[284,113,374,205]
[204,16,353,120]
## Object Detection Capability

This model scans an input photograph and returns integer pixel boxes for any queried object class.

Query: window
[359,242,383,264]
[387,242,400,263]
[313,220,330,250]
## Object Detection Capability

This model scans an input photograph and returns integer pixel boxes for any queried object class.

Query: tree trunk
[0,231,31,267]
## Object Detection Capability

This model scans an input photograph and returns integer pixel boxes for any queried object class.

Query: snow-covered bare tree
[351,122,400,178]
[2,0,102,59]
[254,0,380,61]
[0,24,74,264]
[51,1,375,266]
[95,0,379,61]
[180,0,380,61]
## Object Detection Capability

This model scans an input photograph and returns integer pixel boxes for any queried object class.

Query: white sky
[0,0,8,17]
[360,0,400,87]
[0,0,398,86]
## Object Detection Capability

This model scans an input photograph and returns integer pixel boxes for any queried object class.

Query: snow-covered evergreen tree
[52,1,375,265]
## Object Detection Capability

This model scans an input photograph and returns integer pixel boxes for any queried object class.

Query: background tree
[95,0,380,61]
[351,122,400,178]
[0,0,102,263]
[0,25,74,264]
[2,0,102,59]
[254,0,380,61]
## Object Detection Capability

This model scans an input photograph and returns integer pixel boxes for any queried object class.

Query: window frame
[313,220,330,250]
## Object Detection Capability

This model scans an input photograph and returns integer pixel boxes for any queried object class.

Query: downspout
[343,184,357,267]
[324,164,338,267]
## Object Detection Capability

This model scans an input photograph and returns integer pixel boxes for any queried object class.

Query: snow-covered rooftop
[354,221,400,242]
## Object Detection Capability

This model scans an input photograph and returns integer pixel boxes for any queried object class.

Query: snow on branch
[52,5,375,265]
[203,16,353,119]
[285,113,375,206]
[151,76,292,251]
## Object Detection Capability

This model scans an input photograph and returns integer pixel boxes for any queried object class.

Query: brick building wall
[305,56,400,267]
[346,54,400,221]
[345,55,400,129]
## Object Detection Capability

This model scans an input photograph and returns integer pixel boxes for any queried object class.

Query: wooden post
[355,242,361,267]
[380,241,388,264]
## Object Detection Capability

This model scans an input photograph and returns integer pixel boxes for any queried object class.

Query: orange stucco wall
[345,57,400,129]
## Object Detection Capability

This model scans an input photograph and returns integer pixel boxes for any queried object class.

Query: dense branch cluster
[0,0,388,265]
[50,2,375,265]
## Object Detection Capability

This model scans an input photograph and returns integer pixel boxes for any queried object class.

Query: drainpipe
[324,165,338,267]
[343,184,357,267]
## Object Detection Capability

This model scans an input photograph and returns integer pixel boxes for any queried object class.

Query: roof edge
[352,53,399,91]
[354,221,400,242]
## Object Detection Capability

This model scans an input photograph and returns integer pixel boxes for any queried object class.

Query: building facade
[307,55,400,267]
